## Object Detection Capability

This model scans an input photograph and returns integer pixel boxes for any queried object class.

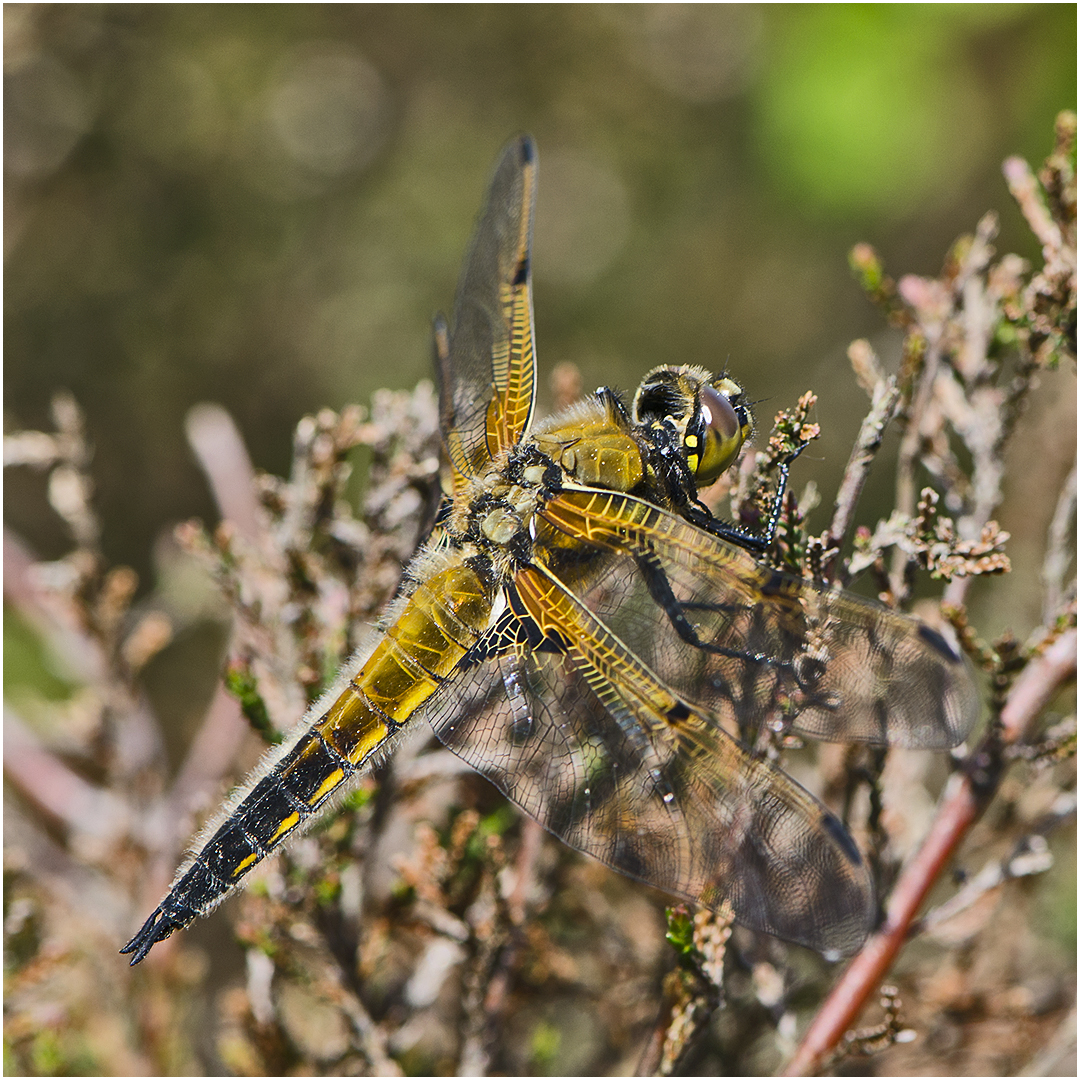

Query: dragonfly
[123,135,978,966]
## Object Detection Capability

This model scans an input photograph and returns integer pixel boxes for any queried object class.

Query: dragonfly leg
[633,551,782,668]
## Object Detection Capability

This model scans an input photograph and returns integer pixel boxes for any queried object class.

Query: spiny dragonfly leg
[634,551,783,668]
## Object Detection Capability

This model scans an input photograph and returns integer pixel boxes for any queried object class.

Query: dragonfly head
[633,365,754,485]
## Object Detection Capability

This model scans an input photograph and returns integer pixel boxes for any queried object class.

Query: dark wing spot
[873,696,890,741]
[821,812,863,867]
[611,837,648,881]
[758,571,789,598]
[918,623,961,664]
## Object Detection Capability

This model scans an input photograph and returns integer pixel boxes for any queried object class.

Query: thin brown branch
[457,816,545,1076]
[5,802,133,941]
[889,337,941,601]
[824,356,901,583]
[184,402,262,542]
[1003,155,1065,256]
[505,814,544,929]
[1042,463,1077,625]
[4,708,129,844]
[782,628,1076,1077]
[129,683,252,929]
[3,525,106,684]
[310,951,403,1076]
[919,828,1061,938]
[162,683,250,846]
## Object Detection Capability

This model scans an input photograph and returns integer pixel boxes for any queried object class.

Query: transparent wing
[437,134,538,489]
[423,564,875,956]
[538,487,980,749]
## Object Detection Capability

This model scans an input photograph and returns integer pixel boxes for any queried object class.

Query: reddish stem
[783,628,1076,1076]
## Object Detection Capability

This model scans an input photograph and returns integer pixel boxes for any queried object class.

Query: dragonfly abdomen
[122,556,496,964]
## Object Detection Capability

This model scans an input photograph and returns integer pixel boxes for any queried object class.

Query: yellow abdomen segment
[170,559,494,906]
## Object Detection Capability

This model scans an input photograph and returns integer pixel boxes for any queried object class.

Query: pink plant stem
[783,628,1076,1076]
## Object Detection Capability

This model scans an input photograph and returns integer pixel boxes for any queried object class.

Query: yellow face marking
[272,812,301,842]
[309,767,346,806]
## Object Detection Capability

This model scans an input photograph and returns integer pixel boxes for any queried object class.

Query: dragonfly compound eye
[692,384,746,484]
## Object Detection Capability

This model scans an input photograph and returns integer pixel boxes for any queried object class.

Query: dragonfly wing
[423,565,875,956]
[540,488,980,750]
[437,134,538,487]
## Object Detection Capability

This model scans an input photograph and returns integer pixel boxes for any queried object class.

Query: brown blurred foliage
[4,7,1076,1076]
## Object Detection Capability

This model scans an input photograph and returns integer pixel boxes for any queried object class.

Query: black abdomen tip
[120,908,184,966]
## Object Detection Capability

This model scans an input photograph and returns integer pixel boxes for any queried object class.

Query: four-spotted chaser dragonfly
[124,135,978,966]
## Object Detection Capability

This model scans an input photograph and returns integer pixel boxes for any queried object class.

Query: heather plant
[4,110,1074,1079]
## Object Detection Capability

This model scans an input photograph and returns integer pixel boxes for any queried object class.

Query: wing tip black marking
[516,133,536,165]
[821,811,863,868]
[512,255,530,287]
[917,623,962,664]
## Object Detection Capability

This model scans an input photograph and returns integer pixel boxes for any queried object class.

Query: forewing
[437,135,538,488]
[539,488,980,749]
[423,565,875,956]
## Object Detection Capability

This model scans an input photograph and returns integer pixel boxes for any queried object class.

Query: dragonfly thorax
[445,442,563,567]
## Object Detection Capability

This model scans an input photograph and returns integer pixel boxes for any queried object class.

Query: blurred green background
[5,3,1075,598]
